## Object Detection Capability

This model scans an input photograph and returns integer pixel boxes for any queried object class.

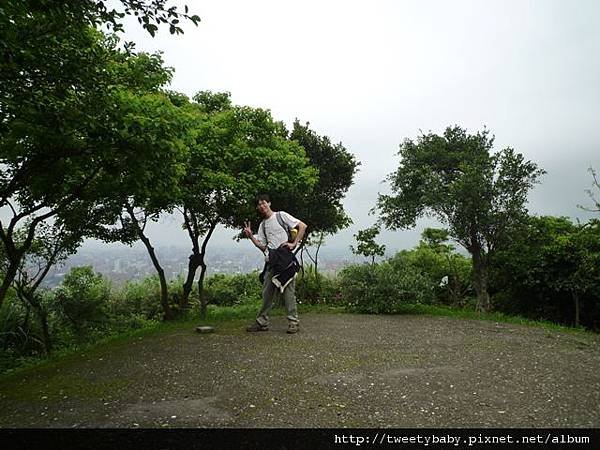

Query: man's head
[255,194,273,217]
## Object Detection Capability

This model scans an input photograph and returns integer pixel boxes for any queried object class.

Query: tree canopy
[285,120,359,239]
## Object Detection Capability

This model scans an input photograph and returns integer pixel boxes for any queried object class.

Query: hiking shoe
[287,322,299,334]
[246,322,268,332]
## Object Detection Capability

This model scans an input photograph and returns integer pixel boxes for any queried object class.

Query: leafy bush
[203,272,262,306]
[51,266,111,340]
[110,275,165,320]
[390,247,473,306]
[0,291,46,358]
[339,261,434,314]
[296,266,341,305]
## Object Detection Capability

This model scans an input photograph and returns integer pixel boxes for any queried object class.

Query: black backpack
[258,212,299,284]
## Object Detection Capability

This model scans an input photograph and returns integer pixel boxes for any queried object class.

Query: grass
[389,303,591,335]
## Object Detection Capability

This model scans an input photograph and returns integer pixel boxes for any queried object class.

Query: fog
[89,0,600,254]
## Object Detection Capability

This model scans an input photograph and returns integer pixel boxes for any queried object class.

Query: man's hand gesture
[243,220,253,238]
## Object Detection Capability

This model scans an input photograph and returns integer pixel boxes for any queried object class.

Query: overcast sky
[92,0,600,254]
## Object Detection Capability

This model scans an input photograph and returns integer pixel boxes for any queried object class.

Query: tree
[94,0,201,36]
[0,1,200,43]
[275,121,359,273]
[302,232,326,282]
[0,1,198,306]
[376,126,545,311]
[350,225,386,265]
[0,40,189,312]
[549,221,600,327]
[178,92,318,318]
[420,227,452,249]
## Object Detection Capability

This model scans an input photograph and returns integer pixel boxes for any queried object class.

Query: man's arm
[243,220,267,253]
[249,234,268,253]
[289,221,307,250]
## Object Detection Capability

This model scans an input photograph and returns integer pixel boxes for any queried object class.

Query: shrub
[109,275,165,320]
[203,272,262,306]
[339,261,434,314]
[390,248,473,306]
[0,291,46,358]
[51,266,111,340]
[296,266,341,305]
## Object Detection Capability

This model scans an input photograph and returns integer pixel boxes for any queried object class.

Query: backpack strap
[260,219,268,244]
[276,211,292,241]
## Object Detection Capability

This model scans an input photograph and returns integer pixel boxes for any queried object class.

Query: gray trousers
[256,268,299,326]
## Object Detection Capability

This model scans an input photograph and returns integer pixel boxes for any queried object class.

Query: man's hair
[255,194,270,206]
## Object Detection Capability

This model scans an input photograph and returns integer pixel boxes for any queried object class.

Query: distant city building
[41,244,359,288]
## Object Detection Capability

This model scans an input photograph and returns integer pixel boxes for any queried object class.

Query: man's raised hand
[243,220,253,238]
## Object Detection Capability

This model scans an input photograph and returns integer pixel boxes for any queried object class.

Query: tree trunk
[197,223,217,320]
[314,234,322,288]
[30,299,52,355]
[446,254,458,306]
[137,230,173,320]
[471,249,491,312]
[573,291,580,327]
[299,247,305,277]
[181,253,201,310]
[15,286,52,355]
[198,260,208,320]
[22,304,31,331]
[127,206,173,320]
[0,262,19,307]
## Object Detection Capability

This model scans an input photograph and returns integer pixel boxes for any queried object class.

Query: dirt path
[1,313,599,428]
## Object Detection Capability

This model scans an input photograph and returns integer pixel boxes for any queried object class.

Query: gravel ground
[0,313,599,428]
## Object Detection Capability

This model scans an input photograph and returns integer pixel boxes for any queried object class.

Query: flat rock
[195,326,215,334]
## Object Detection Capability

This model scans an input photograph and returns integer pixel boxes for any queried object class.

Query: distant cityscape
[43,244,362,288]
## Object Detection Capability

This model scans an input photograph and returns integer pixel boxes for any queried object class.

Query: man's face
[256,199,271,217]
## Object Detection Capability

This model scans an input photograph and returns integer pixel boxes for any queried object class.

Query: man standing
[243,194,307,334]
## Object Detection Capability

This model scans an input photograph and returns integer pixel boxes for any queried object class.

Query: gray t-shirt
[256,211,300,249]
